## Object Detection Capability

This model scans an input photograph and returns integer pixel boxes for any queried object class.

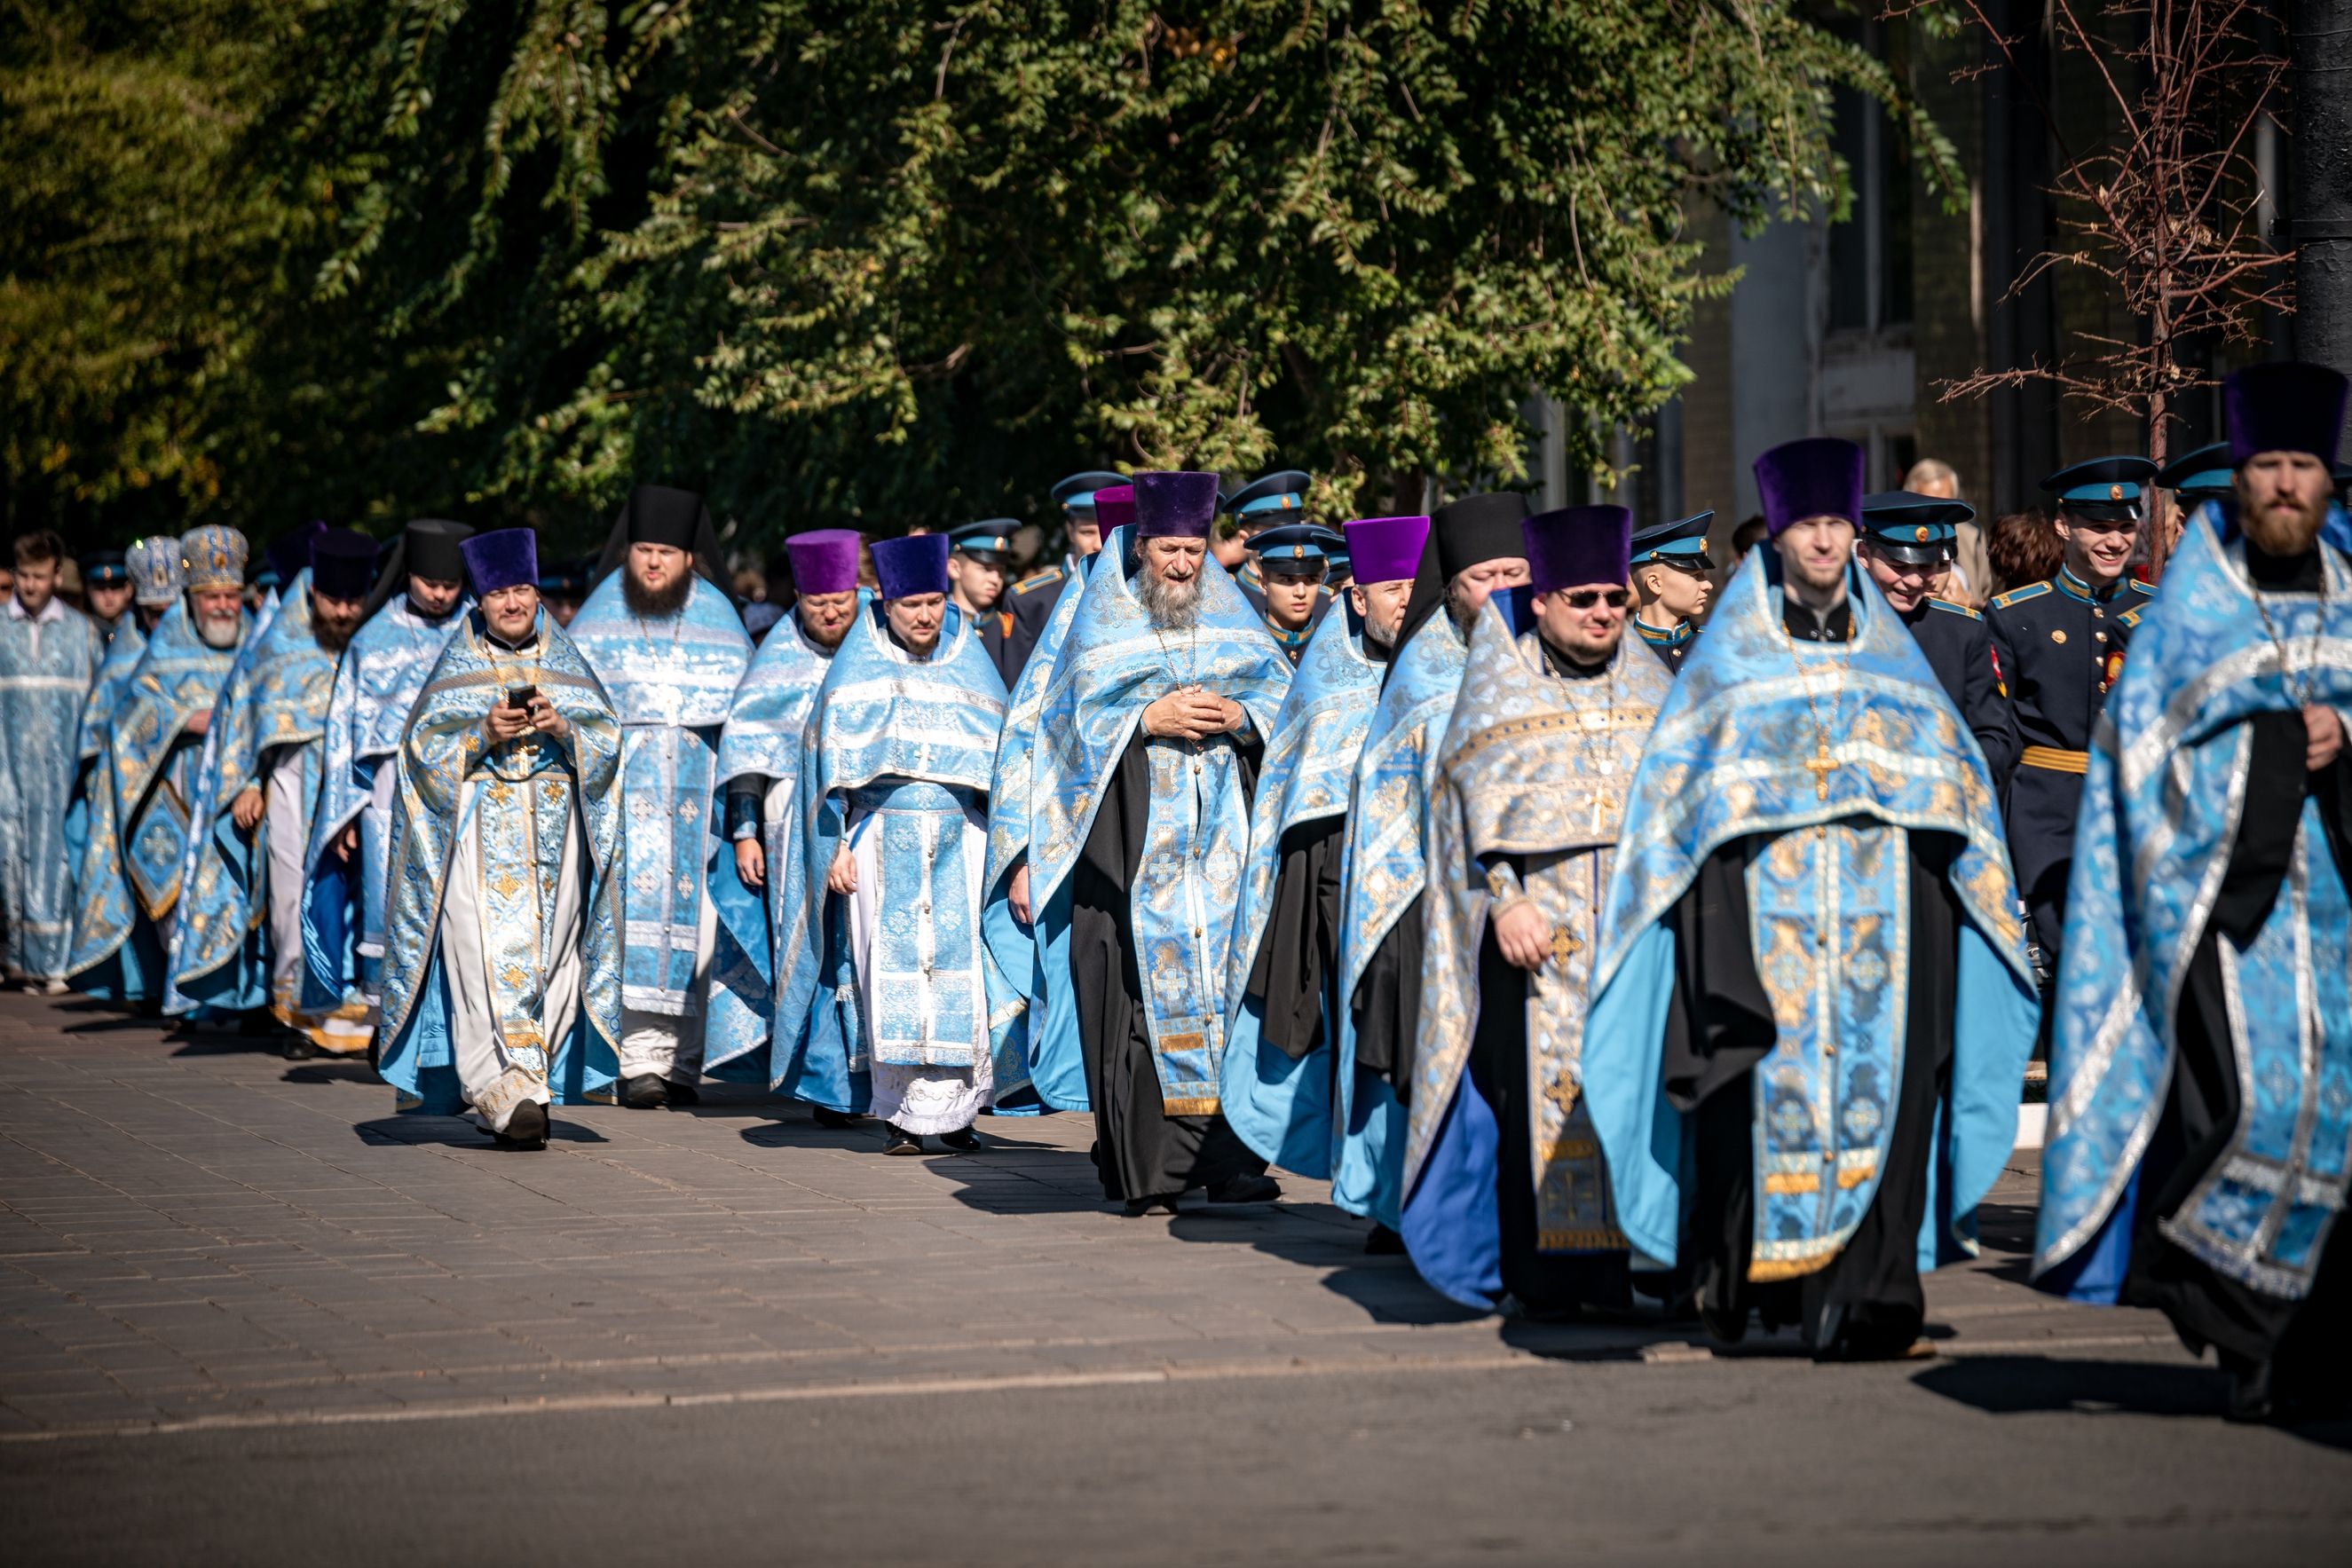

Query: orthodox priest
[1404,506,1673,1315]
[1024,471,1291,1215]
[706,528,861,1090]
[1221,514,1425,1178]
[375,530,624,1148]
[68,527,252,1005]
[67,540,181,923]
[1581,437,2037,1359]
[170,532,375,1051]
[1,530,102,992]
[569,485,754,1108]
[300,520,473,1023]
[1330,492,1530,1235]
[2034,363,2352,1422]
[773,534,1009,1154]
[983,485,1131,1115]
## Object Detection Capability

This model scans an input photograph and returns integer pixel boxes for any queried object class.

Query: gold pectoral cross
[1803,741,1837,801]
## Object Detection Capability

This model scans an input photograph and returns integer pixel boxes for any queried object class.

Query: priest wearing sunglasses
[1400,506,1674,1317]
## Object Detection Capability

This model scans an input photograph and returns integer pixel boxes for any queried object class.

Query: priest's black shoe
[281,1037,320,1061]
[1123,1194,1182,1217]
[493,1102,549,1150]
[1363,1224,1406,1257]
[665,1079,701,1107]
[620,1074,670,1109]
[811,1107,860,1130]
[2223,1352,2277,1422]
[1205,1172,1282,1205]
[939,1127,982,1152]
[882,1124,923,1155]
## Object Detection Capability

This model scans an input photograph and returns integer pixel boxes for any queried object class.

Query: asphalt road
[4,992,2348,1565]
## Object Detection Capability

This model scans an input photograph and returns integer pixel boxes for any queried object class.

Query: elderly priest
[375,530,625,1149]
[1024,471,1292,1215]
[1582,437,2037,1359]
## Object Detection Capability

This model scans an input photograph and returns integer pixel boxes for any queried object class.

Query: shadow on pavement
[352,1115,609,1147]
[283,1061,378,1086]
[1913,1354,2352,1448]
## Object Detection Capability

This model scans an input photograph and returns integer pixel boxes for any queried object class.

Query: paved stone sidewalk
[0,989,2182,1440]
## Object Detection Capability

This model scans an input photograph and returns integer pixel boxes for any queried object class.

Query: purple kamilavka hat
[1521,505,1632,593]
[1343,516,1432,587]
[785,529,863,596]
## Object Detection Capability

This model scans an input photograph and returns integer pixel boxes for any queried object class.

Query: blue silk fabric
[0,603,102,980]
[703,615,838,1077]
[979,565,1091,1111]
[64,622,148,942]
[376,608,624,1112]
[1328,613,1469,1226]
[1582,551,2037,1280]
[1023,527,1292,1115]
[170,574,342,1017]
[67,602,247,990]
[772,606,1009,1108]
[1402,596,1673,1308]
[1219,603,1381,1175]
[2035,520,2352,1303]
[299,593,470,1012]
[567,574,754,1017]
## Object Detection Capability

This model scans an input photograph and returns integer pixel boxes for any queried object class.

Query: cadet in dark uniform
[539,557,590,628]
[991,473,1118,683]
[1626,508,1714,671]
[1859,491,2017,777]
[1241,523,1342,664]
[78,549,135,647]
[946,519,1023,684]
[1987,455,2158,986]
[1221,470,1314,614]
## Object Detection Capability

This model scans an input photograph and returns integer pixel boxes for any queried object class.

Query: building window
[1827,20,1914,337]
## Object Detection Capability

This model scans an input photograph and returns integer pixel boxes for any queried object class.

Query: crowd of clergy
[1,359,2347,1423]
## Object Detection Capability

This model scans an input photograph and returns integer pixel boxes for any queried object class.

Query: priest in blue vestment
[68,527,253,1005]
[1,530,103,992]
[981,486,1128,1117]
[375,529,624,1149]
[2035,363,2352,1422]
[771,533,1010,1153]
[169,531,376,1052]
[1024,471,1292,1215]
[66,540,181,935]
[1329,492,1530,1239]
[1404,506,1674,1315]
[1220,513,1425,1181]
[1582,437,2037,1359]
[298,520,473,1027]
[705,528,861,1093]
[569,485,755,1108]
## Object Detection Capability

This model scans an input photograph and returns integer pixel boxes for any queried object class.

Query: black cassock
[1069,736,1269,1202]
[1351,904,1425,1103]
[2121,543,2352,1390]
[1662,831,1962,1351]
[1242,819,1346,1062]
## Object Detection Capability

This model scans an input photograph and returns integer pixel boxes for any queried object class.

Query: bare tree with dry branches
[1890,0,2293,575]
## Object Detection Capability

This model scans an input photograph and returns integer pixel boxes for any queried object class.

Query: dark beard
[622,568,694,619]
[313,619,356,655]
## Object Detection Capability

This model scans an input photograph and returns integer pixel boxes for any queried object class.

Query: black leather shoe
[2223,1351,2276,1422]
[620,1075,670,1109]
[1123,1194,1181,1217]
[281,1037,319,1061]
[882,1124,923,1155]
[494,1101,549,1150]
[938,1127,982,1152]
[1205,1172,1282,1205]
[1363,1224,1406,1257]
[665,1080,701,1107]
[811,1106,860,1130]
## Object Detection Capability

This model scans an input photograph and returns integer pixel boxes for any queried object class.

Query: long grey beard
[1137,570,1201,632]
[196,613,241,650]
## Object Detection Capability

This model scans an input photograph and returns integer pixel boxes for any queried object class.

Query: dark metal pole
[2295,0,2352,373]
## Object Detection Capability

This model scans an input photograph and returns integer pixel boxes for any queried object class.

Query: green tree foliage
[5,2,1946,545]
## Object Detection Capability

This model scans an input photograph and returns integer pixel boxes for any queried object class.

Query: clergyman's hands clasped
[1142,689,1240,741]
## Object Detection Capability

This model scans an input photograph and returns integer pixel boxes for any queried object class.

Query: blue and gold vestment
[2035,517,2352,1311]
[170,573,342,1023]
[299,592,470,1013]
[1582,551,2036,1287]
[1326,612,1468,1227]
[376,607,624,1113]
[1401,595,1672,1308]
[567,575,754,1020]
[770,604,1009,1108]
[1022,527,1291,1116]
[703,614,837,1078]
[0,601,102,981]
[1218,603,1380,1175]
[67,602,248,997]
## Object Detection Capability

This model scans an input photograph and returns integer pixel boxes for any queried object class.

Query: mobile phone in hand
[507,684,539,710]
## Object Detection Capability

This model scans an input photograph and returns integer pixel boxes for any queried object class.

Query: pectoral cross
[1587,787,1614,836]
[1803,741,1837,800]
